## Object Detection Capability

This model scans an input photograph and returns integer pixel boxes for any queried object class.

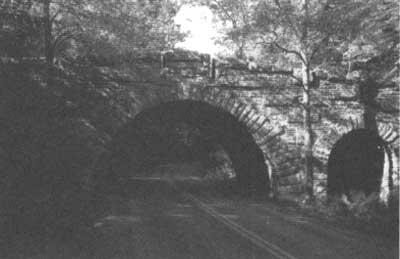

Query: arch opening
[327,129,387,199]
[104,100,270,196]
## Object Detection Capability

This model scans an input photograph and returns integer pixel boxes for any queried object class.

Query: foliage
[323,191,399,238]
[200,0,256,58]
[74,0,184,57]
[0,0,185,61]
[197,0,398,85]
[0,63,91,235]
[0,3,186,228]
[0,48,172,235]
[0,0,43,58]
[344,0,399,86]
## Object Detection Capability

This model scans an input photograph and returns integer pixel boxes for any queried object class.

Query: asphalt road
[90,179,397,259]
[4,178,396,259]
[91,179,276,259]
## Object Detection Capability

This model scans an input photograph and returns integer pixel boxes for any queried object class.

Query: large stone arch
[89,82,299,196]
[110,100,270,194]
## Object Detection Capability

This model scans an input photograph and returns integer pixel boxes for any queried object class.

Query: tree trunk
[363,103,377,132]
[359,78,378,133]
[300,0,314,201]
[43,0,53,86]
[235,45,244,59]
[302,63,314,200]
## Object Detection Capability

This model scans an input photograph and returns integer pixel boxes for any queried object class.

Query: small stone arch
[314,118,399,202]
[327,129,386,197]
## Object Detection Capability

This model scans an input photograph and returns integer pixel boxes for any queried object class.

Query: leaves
[0,0,185,60]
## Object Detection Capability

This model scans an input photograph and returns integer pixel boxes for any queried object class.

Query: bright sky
[174,5,222,55]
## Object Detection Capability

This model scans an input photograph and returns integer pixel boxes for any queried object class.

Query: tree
[344,0,399,132]
[204,0,256,58]
[205,0,372,200]
[0,0,43,59]
[75,0,184,57]
[38,0,184,83]
[0,0,189,236]
[2,0,184,62]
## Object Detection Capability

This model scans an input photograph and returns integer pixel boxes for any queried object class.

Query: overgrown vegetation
[302,191,399,239]
[0,0,184,238]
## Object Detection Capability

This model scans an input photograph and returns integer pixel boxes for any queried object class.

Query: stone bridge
[87,50,399,200]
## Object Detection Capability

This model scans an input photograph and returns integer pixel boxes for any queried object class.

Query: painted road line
[184,193,298,259]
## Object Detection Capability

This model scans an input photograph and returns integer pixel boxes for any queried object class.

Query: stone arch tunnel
[102,100,270,195]
[327,129,387,199]
[314,121,399,202]
[84,50,398,201]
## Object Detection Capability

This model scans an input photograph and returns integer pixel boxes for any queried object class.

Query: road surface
[91,179,277,259]
[3,178,397,259]
[90,179,397,259]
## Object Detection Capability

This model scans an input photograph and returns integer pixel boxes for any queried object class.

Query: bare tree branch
[273,42,307,64]
[52,29,74,50]
[50,8,62,23]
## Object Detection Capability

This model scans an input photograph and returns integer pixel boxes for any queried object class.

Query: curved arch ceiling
[109,100,270,195]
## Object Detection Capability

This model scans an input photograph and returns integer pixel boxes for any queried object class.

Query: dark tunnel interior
[327,129,386,199]
[102,100,269,195]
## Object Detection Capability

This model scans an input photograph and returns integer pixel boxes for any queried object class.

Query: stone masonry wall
[91,49,399,199]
